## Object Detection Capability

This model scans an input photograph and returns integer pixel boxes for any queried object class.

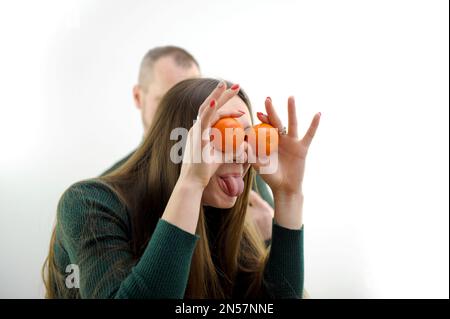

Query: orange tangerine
[252,123,279,156]
[211,118,245,153]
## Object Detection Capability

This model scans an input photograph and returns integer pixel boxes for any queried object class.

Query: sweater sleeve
[263,222,304,298]
[57,180,199,299]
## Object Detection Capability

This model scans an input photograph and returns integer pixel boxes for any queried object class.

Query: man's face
[134,56,200,135]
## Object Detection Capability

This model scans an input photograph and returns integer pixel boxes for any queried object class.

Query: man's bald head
[138,46,200,90]
[133,46,201,134]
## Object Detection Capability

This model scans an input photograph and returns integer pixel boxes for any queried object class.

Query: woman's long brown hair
[43,78,268,298]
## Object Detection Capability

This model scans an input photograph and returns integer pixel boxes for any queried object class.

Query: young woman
[42,78,321,298]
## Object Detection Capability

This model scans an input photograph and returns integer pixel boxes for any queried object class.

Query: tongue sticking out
[219,176,245,197]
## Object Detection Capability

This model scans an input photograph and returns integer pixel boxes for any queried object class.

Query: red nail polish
[266,97,271,101]
[257,112,263,116]
[210,99,216,108]
[231,84,240,90]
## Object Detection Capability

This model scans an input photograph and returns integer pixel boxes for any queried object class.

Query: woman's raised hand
[254,97,321,229]
[255,96,321,196]
[178,82,243,188]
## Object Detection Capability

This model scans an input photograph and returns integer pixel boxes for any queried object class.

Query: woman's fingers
[200,102,246,144]
[287,96,298,139]
[216,84,241,109]
[256,112,270,124]
[199,82,240,116]
[211,109,245,125]
[265,97,284,132]
[207,82,244,126]
[198,81,227,115]
[301,112,321,148]
[198,81,232,132]
[199,99,219,132]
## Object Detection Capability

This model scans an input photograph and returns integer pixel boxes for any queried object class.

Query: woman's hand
[162,82,243,234]
[255,96,320,195]
[254,96,321,229]
[178,82,244,188]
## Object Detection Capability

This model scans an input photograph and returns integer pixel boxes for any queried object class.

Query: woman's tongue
[219,175,244,197]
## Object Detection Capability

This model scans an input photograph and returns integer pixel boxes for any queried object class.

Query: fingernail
[231,84,240,91]
[266,97,271,101]
[318,112,322,116]
[257,112,264,117]
[210,99,216,108]
[217,81,224,88]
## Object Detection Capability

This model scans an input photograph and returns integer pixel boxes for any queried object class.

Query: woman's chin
[201,177,241,209]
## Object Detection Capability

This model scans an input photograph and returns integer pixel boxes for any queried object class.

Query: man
[102,46,274,240]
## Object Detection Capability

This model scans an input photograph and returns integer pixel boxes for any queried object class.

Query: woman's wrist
[272,189,304,201]
[273,190,304,230]
[161,175,205,234]
[178,172,208,191]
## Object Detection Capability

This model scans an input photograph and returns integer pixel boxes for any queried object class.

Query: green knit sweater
[53,180,304,299]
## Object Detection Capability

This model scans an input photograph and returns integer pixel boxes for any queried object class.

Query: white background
[0,0,448,298]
